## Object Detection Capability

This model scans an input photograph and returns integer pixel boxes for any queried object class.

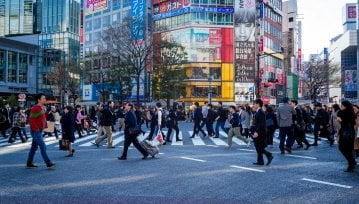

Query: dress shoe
[304,144,311,150]
[344,165,355,172]
[91,142,99,148]
[142,154,149,160]
[281,150,285,154]
[253,162,264,165]
[107,146,115,149]
[266,155,274,166]
[26,163,38,169]
[284,147,292,153]
[65,153,73,157]
[118,156,127,160]
[189,136,195,138]
[176,139,182,142]
[72,149,75,153]
[166,139,172,143]
[203,134,207,137]
[213,136,219,138]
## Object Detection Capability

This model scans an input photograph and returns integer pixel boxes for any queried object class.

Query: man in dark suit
[118,103,148,160]
[190,102,206,138]
[253,99,273,166]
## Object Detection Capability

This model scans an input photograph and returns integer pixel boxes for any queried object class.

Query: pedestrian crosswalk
[0,130,329,149]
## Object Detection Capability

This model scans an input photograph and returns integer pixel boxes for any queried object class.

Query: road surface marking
[230,165,265,173]
[301,178,352,189]
[180,156,206,162]
[286,155,317,160]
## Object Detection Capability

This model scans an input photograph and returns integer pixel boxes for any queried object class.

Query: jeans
[215,120,228,137]
[27,130,51,164]
[279,126,294,151]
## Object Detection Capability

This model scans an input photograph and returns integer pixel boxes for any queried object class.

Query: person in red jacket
[26,93,55,169]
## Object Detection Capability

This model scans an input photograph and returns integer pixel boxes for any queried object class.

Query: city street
[1,122,358,203]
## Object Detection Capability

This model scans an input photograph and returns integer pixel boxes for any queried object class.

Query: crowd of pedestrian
[0,94,358,172]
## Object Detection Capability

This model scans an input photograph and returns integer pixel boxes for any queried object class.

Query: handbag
[59,139,69,151]
[129,125,142,135]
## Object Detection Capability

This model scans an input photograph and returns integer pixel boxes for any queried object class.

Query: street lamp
[208,76,212,104]
[256,48,284,99]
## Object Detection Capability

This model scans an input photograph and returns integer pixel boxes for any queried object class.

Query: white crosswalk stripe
[188,131,206,145]
[0,129,333,149]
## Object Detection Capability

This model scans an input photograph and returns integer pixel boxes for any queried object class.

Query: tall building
[0,0,37,37]
[82,0,151,102]
[37,0,80,98]
[257,0,284,104]
[153,0,235,104]
[327,3,358,103]
[282,0,300,100]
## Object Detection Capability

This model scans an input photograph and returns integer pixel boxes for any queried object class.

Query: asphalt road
[1,122,358,204]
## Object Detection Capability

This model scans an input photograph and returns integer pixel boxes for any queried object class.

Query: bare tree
[302,62,340,103]
[152,38,187,106]
[101,17,152,106]
[45,62,80,105]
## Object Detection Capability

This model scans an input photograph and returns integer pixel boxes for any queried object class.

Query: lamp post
[208,76,212,104]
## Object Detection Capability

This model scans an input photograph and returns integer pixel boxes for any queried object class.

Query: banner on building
[131,0,146,42]
[85,0,108,16]
[234,0,256,84]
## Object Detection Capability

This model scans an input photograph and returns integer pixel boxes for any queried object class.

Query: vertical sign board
[131,0,146,42]
[234,0,256,101]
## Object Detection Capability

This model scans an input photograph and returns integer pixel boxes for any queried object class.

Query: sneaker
[26,163,38,169]
[46,162,56,169]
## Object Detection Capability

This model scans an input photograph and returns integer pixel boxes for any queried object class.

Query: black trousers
[192,120,205,136]
[121,133,148,158]
[314,125,329,143]
[294,126,310,146]
[167,123,180,140]
[254,139,272,163]
[206,123,214,136]
[8,127,25,143]
[339,136,356,167]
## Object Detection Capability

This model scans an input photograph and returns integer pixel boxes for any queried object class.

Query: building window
[289,17,293,22]
[0,50,4,81]
[8,51,17,83]
[19,53,27,84]
[123,0,131,8]
[102,15,110,28]
[93,18,101,30]
[85,20,92,31]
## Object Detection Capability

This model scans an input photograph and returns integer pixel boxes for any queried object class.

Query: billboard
[131,0,146,42]
[344,70,357,92]
[234,0,256,83]
[84,0,108,16]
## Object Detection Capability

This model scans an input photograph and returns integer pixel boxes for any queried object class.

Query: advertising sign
[234,0,256,84]
[344,70,357,92]
[85,0,108,16]
[159,0,190,14]
[131,0,146,42]
[82,84,99,101]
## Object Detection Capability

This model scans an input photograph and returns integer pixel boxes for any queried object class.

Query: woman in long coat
[61,106,76,157]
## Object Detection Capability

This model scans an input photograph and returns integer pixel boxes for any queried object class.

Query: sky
[297,0,356,60]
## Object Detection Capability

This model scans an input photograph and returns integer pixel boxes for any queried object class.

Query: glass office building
[37,0,80,95]
[0,0,36,36]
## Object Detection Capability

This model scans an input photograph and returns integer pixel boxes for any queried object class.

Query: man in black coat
[118,103,148,160]
[291,100,310,150]
[253,99,273,166]
[190,102,206,138]
[312,103,330,146]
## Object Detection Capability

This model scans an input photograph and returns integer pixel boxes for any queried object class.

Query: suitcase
[140,140,159,158]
